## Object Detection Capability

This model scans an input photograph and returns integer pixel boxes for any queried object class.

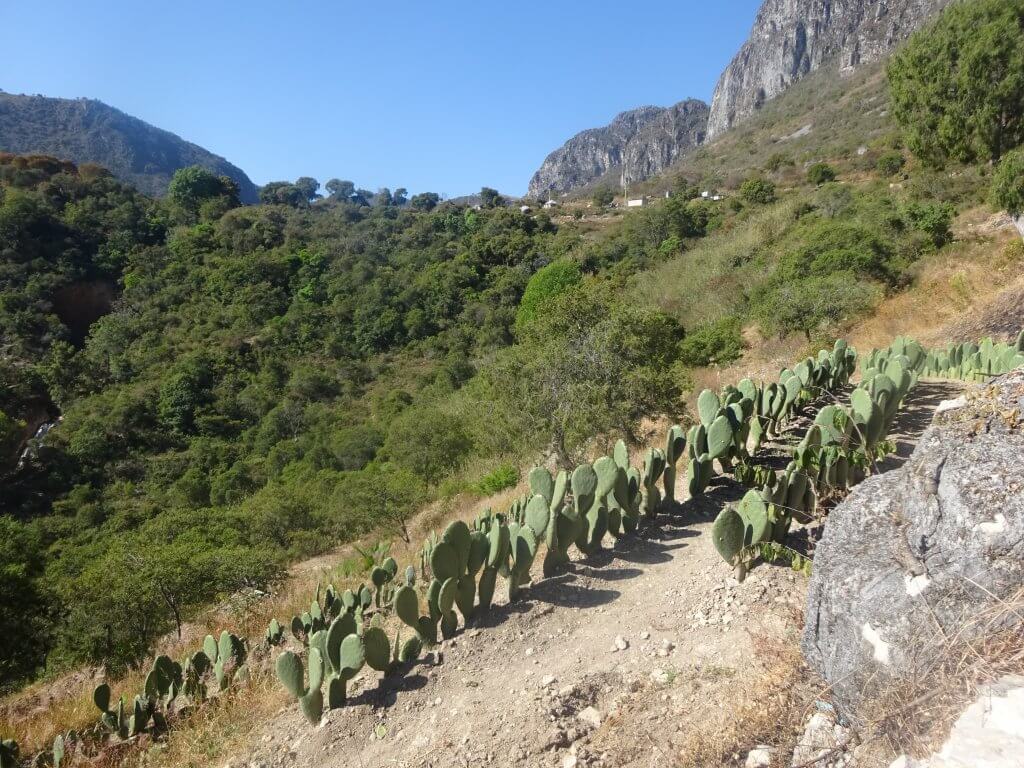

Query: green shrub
[475,463,519,495]
[807,163,837,185]
[592,186,615,207]
[992,148,1024,217]
[876,151,906,176]
[740,177,777,205]
[678,317,746,367]
[904,201,956,247]
[514,259,582,334]
[383,406,473,481]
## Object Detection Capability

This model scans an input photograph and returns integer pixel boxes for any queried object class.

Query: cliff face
[706,0,951,140]
[0,92,259,202]
[527,100,708,196]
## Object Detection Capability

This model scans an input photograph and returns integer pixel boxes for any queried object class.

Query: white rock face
[889,676,1024,767]
[706,0,953,140]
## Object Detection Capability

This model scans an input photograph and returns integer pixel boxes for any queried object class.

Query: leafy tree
[168,166,239,217]
[514,259,582,334]
[376,187,394,207]
[807,163,837,185]
[259,181,308,207]
[410,192,440,211]
[888,0,1024,165]
[740,177,777,204]
[393,188,408,206]
[490,283,683,464]
[592,186,615,207]
[876,151,907,176]
[325,178,355,200]
[992,148,1024,226]
[903,201,955,247]
[382,405,473,480]
[678,317,746,367]
[480,187,504,208]
[295,177,321,202]
[755,272,879,341]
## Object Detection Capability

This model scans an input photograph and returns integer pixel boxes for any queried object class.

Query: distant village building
[701,190,711,199]
[542,200,559,209]
[627,198,644,208]
[520,205,532,213]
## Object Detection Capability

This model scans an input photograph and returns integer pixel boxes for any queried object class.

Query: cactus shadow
[529,578,621,609]
[348,672,430,708]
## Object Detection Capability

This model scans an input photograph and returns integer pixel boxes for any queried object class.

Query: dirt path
[237,383,963,768]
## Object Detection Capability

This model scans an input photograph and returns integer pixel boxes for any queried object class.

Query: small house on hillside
[542,200,559,210]
[627,198,644,208]
[520,205,532,213]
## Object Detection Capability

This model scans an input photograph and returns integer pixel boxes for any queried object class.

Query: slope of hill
[706,0,953,140]
[0,92,258,202]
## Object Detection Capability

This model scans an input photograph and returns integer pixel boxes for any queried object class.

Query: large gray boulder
[802,370,1024,718]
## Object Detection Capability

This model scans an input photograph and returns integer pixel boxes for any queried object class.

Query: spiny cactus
[663,425,686,503]
[276,649,324,725]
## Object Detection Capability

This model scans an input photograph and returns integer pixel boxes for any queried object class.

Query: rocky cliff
[527,100,708,197]
[706,0,952,140]
[0,92,259,202]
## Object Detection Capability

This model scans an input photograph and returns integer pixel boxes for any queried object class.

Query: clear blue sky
[3,1,762,197]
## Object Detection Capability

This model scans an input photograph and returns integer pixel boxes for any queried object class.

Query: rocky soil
[232,383,962,768]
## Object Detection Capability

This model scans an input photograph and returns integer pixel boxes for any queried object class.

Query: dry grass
[671,624,814,767]
[853,588,1024,764]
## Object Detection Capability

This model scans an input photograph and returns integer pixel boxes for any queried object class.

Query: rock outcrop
[0,92,259,202]
[706,0,952,140]
[802,370,1024,717]
[527,100,707,197]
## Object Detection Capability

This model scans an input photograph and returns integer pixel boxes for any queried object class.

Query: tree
[887,0,1024,165]
[259,181,308,207]
[678,317,746,367]
[807,163,837,185]
[489,284,684,465]
[168,166,239,216]
[739,177,776,204]
[294,177,320,202]
[755,272,879,342]
[514,259,582,334]
[410,192,440,211]
[325,178,355,200]
[382,405,473,480]
[480,187,504,208]
[393,188,408,206]
[876,151,907,177]
[376,187,394,207]
[592,186,615,207]
[992,148,1024,238]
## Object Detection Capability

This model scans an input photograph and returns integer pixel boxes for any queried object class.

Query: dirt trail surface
[237,383,963,768]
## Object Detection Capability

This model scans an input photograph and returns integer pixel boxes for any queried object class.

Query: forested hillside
[1,0,1022,725]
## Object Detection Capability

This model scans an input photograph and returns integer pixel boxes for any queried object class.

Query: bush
[678,317,746,367]
[876,151,907,176]
[514,259,583,333]
[904,201,956,247]
[382,405,473,481]
[475,463,519,495]
[755,272,880,341]
[592,186,615,207]
[992,148,1024,218]
[807,163,837,185]
[740,177,777,205]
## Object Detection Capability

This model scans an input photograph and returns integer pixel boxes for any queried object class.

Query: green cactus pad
[477,566,498,610]
[393,585,420,629]
[528,466,554,500]
[486,522,510,567]
[363,627,391,671]
[613,439,629,470]
[524,493,550,538]
[438,577,458,614]
[467,530,489,575]
[93,683,111,713]
[429,541,460,581]
[570,464,598,507]
[202,634,218,663]
[707,415,734,460]
[697,389,720,426]
[299,688,323,725]
[339,633,364,674]
[441,520,472,573]
[399,637,422,663]
[736,490,770,545]
[712,508,746,565]
[593,456,618,498]
[455,575,476,619]
[276,651,305,698]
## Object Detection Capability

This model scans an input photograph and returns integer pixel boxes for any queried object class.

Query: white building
[627,198,644,208]
[542,200,559,209]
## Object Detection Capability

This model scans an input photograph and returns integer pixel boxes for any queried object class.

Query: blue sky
[3,1,762,197]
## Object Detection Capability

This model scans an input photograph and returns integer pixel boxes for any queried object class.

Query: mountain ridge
[0,91,258,202]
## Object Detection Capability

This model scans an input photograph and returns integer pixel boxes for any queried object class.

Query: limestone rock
[706,0,953,140]
[802,370,1024,717]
